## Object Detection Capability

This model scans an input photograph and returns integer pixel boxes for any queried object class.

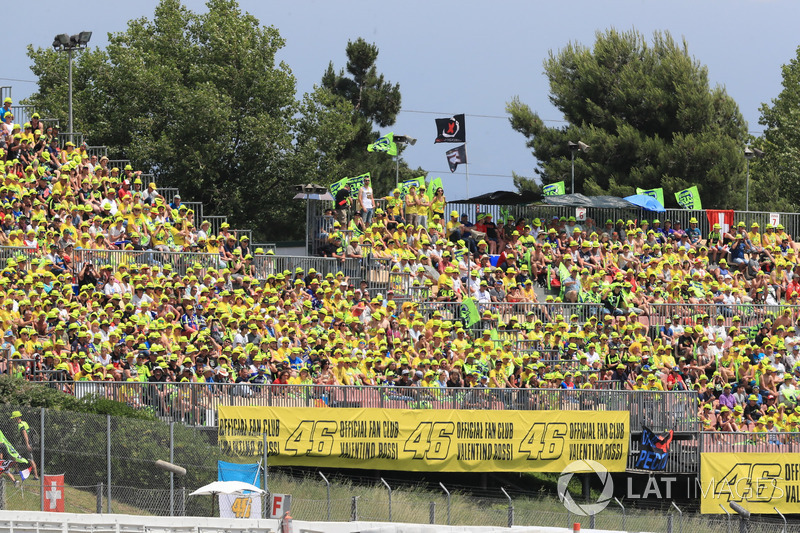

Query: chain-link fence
[0,405,794,533]
[261,475,798,533]
[0,405,220,517]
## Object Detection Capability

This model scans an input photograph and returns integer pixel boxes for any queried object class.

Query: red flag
[44,474,65,512]
[706,210,734,234]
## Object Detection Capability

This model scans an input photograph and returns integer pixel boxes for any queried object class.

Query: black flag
[446,144,467,172]
[435,114,466,143]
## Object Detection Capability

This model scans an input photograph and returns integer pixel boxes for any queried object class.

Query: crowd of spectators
[1,97,800,434]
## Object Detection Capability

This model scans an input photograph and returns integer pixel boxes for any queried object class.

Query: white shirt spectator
[104,278,123,296]
[101,197,118,216]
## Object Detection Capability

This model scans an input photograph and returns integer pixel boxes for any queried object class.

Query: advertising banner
[700,453,800,514]
[219,407,629,473]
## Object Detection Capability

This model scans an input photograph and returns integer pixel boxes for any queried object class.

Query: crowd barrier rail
[69,381,696,432]
[442,202,800,243]
[413,300,791,332]
[0,246,364,286]
[699,430,800,453]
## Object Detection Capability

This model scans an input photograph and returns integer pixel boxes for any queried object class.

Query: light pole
[567,141,589,194]
[393,135,416,187]
[743,146,764,212]
[52,31,92,144]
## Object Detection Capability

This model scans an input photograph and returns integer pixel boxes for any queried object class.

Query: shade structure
[623,194,665,212]
[189,480,265,517]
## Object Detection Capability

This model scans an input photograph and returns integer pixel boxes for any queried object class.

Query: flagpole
[395,155,399,188]
[464,142,469,199]
[465,163,470,199]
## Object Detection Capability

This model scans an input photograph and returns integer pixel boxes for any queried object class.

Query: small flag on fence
[459,297,480,327]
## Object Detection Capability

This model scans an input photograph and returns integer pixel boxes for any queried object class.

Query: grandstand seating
[0,89,798,440]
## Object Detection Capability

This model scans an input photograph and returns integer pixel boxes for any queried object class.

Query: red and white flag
[706,210,734,234]
[44,474,65,512]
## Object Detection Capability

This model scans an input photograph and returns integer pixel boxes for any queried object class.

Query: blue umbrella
[624,194,665,212]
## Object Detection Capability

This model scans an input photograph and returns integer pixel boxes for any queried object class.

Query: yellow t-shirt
[489,369,505,388]
[405,193,418,216]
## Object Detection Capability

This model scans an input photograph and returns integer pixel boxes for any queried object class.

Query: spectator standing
[334,182,351,224]
[10,411,38,480]
[357,176,374,225]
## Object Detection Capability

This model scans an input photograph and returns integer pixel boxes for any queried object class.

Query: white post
[169,422,174,517]
[68,47,73,145]
[465,162,470,200]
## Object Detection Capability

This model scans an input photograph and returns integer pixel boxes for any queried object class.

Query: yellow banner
[700,453,800,514]
[219,406,629,473]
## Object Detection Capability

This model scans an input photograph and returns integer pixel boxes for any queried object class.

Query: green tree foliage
[506,29,749,208]
[0,380,224,514]
[25,0,360,240]
[322,38,421,196]
[753,46,800,213]
[0,375,153,419]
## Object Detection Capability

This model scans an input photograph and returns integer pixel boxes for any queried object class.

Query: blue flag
[218,460,262,519]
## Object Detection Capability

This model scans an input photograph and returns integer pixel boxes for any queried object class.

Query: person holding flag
[10,411,37,480]
[333,181,351,225]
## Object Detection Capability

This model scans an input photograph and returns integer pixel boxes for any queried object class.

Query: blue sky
[5,0,798,200]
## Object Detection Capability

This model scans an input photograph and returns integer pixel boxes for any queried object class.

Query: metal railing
[339,199,800,253]
[230,228,252,243]
[202,215,228,237]
[363,257,413,297]
[628,435,699,474]
[10,104,35,126]
[107,159,130,170]
[413,300,789,332]
[72,248,227,276]
[85,145,108,158]
[699,431,800,453]
[181,201,203,220]
[0,246,364,284]
[57,131,84,147]
[159,187,180,204]
[0,357,61,382]
[251,242,277,254]
[69,382,694,431]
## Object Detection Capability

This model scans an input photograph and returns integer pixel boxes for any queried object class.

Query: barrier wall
[0,510,629,533]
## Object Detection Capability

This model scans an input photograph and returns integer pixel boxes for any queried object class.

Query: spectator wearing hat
[417,184,430,228]
[8,410,37,479]
[0,97,11,122]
